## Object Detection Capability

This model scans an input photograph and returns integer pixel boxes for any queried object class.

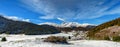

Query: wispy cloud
[39,15,54,19]
[21,0,120,21]
[57,18,65,22]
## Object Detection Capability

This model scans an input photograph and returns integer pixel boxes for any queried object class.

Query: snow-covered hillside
[0,34,120,47]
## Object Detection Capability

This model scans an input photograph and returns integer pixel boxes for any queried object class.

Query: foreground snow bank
[0,34,120,47]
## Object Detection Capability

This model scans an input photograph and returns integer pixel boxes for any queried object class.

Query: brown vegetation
[87,18,120,39]
[44,36,68,44]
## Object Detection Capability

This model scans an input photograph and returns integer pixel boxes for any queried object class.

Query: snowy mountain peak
[61,22,80,27]
[61,22,96,27]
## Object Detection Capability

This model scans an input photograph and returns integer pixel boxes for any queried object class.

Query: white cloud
[22,19,30,22]
[4,16,19,21]
[3,16,30,22]
[39,22,57,25]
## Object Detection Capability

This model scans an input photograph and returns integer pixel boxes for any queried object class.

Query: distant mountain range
[40,22,96,32]
[87,18,120,40]
[40,22,95,27]
[0,15,96,35]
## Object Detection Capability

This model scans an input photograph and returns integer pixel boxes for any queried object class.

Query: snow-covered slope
[0,34,120,47]
[39,22,96,27]
[61,22,81,27]
[61,22,95,27]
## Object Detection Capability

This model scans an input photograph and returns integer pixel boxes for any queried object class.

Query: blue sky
[0,0,120,25]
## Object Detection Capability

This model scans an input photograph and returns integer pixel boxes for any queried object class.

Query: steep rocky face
[0,15,60,35]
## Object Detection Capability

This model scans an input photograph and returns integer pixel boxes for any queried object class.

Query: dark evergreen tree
[1,37,7,42]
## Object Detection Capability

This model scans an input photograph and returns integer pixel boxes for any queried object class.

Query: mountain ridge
[0,15,60,35]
